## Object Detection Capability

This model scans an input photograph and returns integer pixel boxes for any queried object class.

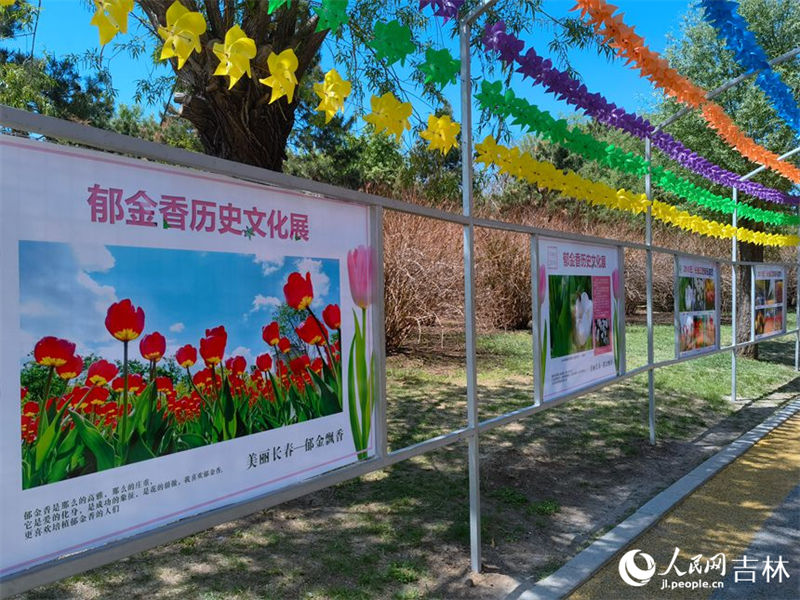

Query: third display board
[751,265,786,340]
[675,257,720,358]
[538,237,623,402]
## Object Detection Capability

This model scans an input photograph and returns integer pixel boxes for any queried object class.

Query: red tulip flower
[225,355,247,375]
[87,359,118,386]
[105,299,145,341]
[56,354,83,380]
[21,387,28,401]
[68,386,93,413]
[284,272,314,311]
[277,337,292,354]
[176,344,197,368]
[311,358,324,375]
[256,353,273,372]
[156,376,174,393]
[296,316,328,346]
[200,326,227,366]
[22,401,39,418]
[85,387,110,413]
[112,374,144,394]
[193,368,214,389]
[322,304,341,330]
[290,355,311,374]
[262,321,281,346]
[140,332,166,362]
[33,336,76,367]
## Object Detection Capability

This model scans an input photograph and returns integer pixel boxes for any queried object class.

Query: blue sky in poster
[18,241,340,366]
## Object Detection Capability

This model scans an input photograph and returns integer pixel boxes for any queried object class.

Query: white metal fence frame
[0,12,799,590]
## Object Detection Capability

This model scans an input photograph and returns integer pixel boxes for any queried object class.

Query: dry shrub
[382,199,796,350]
[474,229,531,330]
[383,211,463,352]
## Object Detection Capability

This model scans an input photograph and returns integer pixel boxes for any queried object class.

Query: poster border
[536,235,625,404]
[751,264,788,342]
[1,135,378,579]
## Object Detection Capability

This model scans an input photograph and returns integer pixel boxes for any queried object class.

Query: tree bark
[736,239,763,358]
[138,1,327,172]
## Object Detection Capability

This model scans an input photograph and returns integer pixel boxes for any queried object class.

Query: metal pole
[731,189,737,401]
[531,236,542,406]
[371,205,388,457]
[645,137,656,445]
[459,17,481,574]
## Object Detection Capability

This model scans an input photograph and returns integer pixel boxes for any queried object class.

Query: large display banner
[538,238,622,402]
[752,265,786,340]
[0,136,375,578]
[675,257,720,358]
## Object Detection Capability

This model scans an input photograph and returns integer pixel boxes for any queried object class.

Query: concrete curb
[505,399,800,600]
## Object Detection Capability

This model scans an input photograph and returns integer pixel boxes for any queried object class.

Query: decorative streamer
[479,21,798,206]
[475,80,799,227]
[475,136,798,248]
[572,0,800,183]
[700,0,800,134]
[419,0,465,22]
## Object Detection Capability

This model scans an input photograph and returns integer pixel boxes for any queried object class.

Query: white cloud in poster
[71,244,115,273]
[244,294,282,319]
[252,253,284,276]
[294,257,329,308]
[169,322,185,333]
[19,242,119,363]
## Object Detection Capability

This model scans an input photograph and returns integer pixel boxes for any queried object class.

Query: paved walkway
[566,412,800,600]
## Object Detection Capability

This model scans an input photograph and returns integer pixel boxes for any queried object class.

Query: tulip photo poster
[0,135,376,577]
[675,257,720,358]
[538,238,622,402]
[752,265,786,340]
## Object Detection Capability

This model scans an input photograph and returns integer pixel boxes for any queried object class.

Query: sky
[3,0,693,131]
[19,241,340,367]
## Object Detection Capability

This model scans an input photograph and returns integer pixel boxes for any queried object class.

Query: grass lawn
[16,316,799,600]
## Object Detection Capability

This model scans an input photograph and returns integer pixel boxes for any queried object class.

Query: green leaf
[177,432,206,451]
[347,319,362,452]
[133,382,156,434]
[71,412,116,472]
[34,417,59,472]
[126,431,157,464]
[309,368,342,417]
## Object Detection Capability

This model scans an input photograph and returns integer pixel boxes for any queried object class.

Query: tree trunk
[736,239,763,358]
[179,80,298,172]
[138,1,327,172]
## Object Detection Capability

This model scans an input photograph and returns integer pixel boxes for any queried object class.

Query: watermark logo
[616,547,791,591]
[618,549,656,587]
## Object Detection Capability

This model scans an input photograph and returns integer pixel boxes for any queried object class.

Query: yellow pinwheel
[313,69,351,122]
[158,1,206,69]
[90,0,134,46]
[363,92,412,140]
[1,0,17,6]
[213,25,257,89]
[259,49,300,104]
[419,115,461,154]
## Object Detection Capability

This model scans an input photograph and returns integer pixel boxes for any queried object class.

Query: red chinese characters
[86,184,310,241]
